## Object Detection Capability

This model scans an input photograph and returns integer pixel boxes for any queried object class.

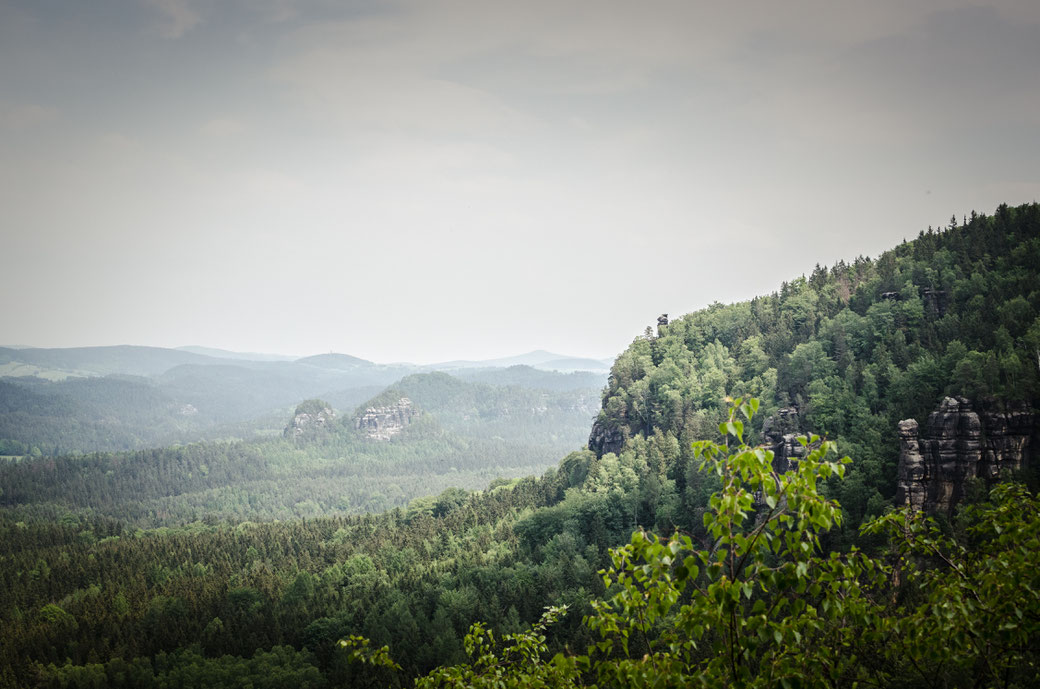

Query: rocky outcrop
[284,400,336,439]
[978,400,1036,480]
[588,418,625,456]
[355,397,417,440]
[922,288,948,317]
[896,397,1037,513]
[895,418,927,511]
[760,407,812,473]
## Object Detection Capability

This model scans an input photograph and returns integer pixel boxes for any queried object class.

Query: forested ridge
[593,202,1040,536]
[1,204,1038,687]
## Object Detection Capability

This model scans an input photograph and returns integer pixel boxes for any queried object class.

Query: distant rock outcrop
[284,399,335,440]
[355,397,417,440]
[761,406,813,474]
[896,397,1037,513]
[588,418,625,456]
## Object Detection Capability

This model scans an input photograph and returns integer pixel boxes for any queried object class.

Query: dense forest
[1,204,1038,687]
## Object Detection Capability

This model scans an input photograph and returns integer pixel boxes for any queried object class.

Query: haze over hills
[0,344,609,454]
[428,350,612,371]
[0,345,609,378]
[0,345,220,379]
[175,346,300,362]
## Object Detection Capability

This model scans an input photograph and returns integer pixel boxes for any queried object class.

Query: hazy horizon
[2,1,1037,363]
[0,341,617,367]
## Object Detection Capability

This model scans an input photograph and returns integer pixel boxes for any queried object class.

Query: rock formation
[895,418,927,511]
[355,397,417,440]
[587,418,625,456]
[896,397,1036,513]
[978,400,1036,480]
[760,406,811,474]
[284,400,336,439]
[922,288,948,317]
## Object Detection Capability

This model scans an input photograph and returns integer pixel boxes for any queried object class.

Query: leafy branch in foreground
[864,481,1040,687]
[584,396,885,688]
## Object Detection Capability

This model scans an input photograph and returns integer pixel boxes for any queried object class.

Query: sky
[1,0,1038,364]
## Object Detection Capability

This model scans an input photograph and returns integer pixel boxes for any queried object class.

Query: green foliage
[294,398,333,417]
[411,606,578,689]
[0,468,578,687]
[863,482,1040,687]
[581,397,880,687]
[379,397,1040,689]
[340,634,402,672]
[593,203,1040,538]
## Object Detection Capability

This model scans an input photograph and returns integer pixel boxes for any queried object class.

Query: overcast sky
[1,1,1037,363]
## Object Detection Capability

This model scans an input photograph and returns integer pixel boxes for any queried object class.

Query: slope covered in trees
[592,203,1040,536]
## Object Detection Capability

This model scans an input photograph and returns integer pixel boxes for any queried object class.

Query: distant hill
[0,345,220,378]
[0,376,199,455]
[176,345,299,362]
[455,365,607,391]
[353,371,600,448]
[295,352,377,369]
[429,349,610,371]
[536,357,612,372]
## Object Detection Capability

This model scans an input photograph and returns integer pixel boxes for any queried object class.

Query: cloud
[0,104,58,130]
[146,0,202,38]
[267,0,1040,144]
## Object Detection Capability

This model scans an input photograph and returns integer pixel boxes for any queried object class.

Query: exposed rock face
[760,407,809,473]
[588,419,625,456]
[922,288,948,317]
[896,418,927,510]
[978,400,1036,480]
[284,401,336,439]
[355,397,417,441]
[896,397,1037,513]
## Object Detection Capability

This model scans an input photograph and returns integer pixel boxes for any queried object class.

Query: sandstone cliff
[587,417,626,456]
[896,397,1037,513]
[355,397,417,440]
[284,399,336,439]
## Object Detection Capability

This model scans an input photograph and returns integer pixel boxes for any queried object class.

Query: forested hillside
[591,203,1040,535]
[1,205,1038,688]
